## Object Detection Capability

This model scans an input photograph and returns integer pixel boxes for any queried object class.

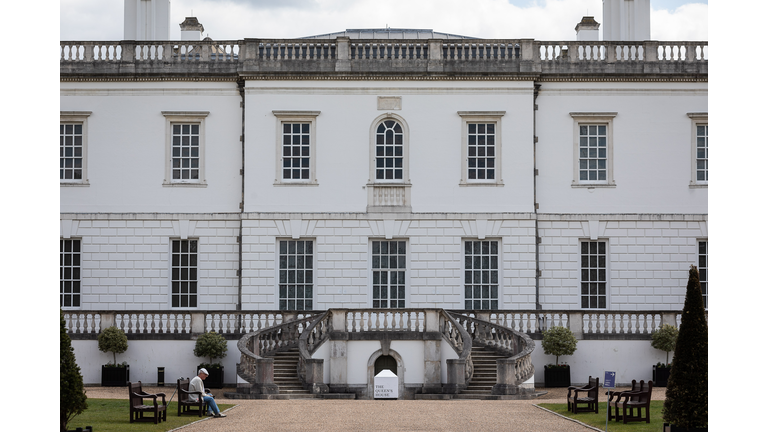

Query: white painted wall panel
[60,82,242,213]
[243,80,534,213]
[536,82,707,214]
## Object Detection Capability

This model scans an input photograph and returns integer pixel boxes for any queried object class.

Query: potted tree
[663,265,708,431]
[194,331,228,388]
[97,326,129,386]
[61,312,87,432]
[541,326,577,387]
[651,323,678,387]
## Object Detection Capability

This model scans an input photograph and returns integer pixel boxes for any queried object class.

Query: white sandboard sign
[374,369,398,399]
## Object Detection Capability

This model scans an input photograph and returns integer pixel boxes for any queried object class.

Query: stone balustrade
[462,309,700,339]
[60,39,707,77]
[62,310,313,339]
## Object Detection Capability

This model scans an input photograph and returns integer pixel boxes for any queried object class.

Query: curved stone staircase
[455,342,508,399]
[268,347,316,398]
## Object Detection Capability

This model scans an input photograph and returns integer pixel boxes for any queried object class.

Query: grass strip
[67,399,236,432]
[537,401,665,432]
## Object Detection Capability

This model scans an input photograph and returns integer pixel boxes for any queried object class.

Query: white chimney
[180,17,205,41]
[602,0,651,41]
[575,16,600,41]
[124,0,170,40]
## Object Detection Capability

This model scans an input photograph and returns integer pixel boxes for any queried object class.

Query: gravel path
[87,385,667,431]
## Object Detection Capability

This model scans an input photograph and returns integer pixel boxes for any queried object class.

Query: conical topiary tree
[662,265,708,429]
[61,312,87,432]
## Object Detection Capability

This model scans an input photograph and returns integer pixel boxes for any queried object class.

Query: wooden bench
[608,379,653,423]
[128,381,167,424]
[567,376,599,414]
[177,377,205,417]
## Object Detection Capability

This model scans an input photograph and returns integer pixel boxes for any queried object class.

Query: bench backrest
[586,376,599,398]
[128,382,144,406]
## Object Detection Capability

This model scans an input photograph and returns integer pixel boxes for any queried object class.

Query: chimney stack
[180,17,205,41]
[124,0,170,40]
[602,0,650,41]
[575,16,600,41]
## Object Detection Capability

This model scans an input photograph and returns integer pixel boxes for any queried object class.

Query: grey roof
[300,28,477,40]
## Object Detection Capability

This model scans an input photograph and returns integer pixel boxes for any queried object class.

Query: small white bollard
[374,369,398,399]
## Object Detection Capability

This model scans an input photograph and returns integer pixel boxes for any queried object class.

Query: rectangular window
[579,124,607,181]
[60,111,91,185]
[60,239,81,308]
[273,111,319,186]
[278,240,314,311]
[281,123,311,180]
[688,113,707,187]
[371,240,406,308]
[162,111,208,187]
[467,123,496,181]
[699,240,707,309]
[459,111,505,186]
[580,240,607,309]
[570,112,616,187]
[60,123,83,181]
[696,125,708,183]
[464,240,499,310]
[171,123,200,181]
[171,239,198,308]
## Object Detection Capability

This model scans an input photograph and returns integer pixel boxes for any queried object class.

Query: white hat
[199,368,209,375]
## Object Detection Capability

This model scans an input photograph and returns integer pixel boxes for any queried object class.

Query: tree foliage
[193,331,228,365]
[61,312,87,432]
[662,265,708,428]
[541,326,578,365]
[651,324,679,365]
[97,325,128,365]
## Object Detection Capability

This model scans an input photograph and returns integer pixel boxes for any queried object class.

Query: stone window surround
[698,238,707,310]
[570,112,618,188]
[462,238,502,310]
[275,238,316,311]
[60,111,92,187]
[60,238,82,309]
[272,111,320,186]
[162,111,209,187]
[369,238,410,309]
[579,238,610,309]
[169,238,199,309]
[688,112,708,188]
[458,111,506,187]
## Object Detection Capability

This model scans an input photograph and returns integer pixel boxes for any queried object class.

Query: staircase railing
[297,310,332,394]
[438,310,474,394]
[236,312,320,396]
[449,312,535,396]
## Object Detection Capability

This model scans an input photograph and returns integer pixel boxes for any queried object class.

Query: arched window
[375,119,404,180]
[367,114,410,212]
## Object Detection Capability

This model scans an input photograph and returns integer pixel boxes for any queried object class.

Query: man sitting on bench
[189,368,227,418]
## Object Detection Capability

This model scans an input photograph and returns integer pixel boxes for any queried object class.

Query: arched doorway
[374,355,397,375]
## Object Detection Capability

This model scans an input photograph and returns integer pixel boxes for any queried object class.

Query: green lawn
[67,399,235,432]
[537,401,665,432]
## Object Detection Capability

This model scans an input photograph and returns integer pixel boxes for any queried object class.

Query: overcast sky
[60,0,708,41]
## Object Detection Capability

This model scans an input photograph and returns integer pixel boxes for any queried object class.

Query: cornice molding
[61,73,708,83]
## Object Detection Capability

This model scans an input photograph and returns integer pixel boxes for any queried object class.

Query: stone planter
[201,365,224,389]
[543,365,570,387]
[664,423,708,432]
[653,365,671,387]
[101,364,129,387]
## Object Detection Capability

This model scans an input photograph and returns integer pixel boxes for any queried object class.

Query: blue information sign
[604,371,616,389]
